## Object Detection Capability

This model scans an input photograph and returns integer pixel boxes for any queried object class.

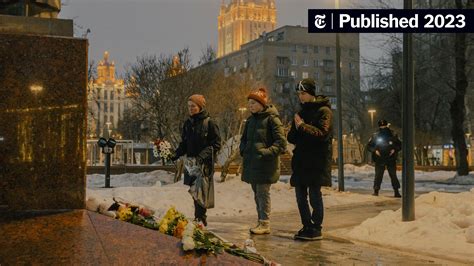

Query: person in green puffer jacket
[240,87,287,235]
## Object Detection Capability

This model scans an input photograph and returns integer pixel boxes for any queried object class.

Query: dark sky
[60,0,400,76]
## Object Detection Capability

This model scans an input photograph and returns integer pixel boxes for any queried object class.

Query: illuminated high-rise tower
[218,0,276,57]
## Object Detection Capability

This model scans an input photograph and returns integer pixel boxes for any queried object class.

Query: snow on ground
[337,164,455,182]
[87,171,387,219]
[87,167,474,262]
[444,174,474,185]
[88,170,175,188]
[332,164,474,193]
[346,189,474,263]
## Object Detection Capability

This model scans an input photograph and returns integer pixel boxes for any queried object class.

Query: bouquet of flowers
[158,206,188,238]
[182,222,225,254]
[181,220,268,264]
[108,198,159,230]
[153,139,173,162]
[103,204,271,264]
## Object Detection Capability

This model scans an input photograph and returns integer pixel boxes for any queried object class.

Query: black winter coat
[287,96,333,187]
[175,111,221,186]
[367,128,401,164]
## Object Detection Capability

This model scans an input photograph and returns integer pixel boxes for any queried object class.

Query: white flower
[182,222,196,251]
[153,146,159,158]
[182,236,195,251]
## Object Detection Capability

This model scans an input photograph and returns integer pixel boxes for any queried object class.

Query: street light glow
[368,109,377,128]
[30,85,44,94]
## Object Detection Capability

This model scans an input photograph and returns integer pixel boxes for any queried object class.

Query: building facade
[213,25,360,122]
[88,51,128,139]
[218,0,276,58]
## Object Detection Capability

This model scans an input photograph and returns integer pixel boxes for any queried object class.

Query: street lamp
[30,84,44,95]
[98,137,116,188]
[237,107,248,133]
[105,121,112,138]
[335,0,344,192]
[238,107,247,114]
[368,109,376,128]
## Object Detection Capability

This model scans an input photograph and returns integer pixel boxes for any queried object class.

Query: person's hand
[185,157,196,167]
[294,114,304,128]
[375,150,381,157]
[171,155,179,162]
[389,149,395,156]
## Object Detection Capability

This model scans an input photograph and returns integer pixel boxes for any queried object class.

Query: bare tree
[358,0,473,171]
[86,60,99,138]
[450,0,472,175]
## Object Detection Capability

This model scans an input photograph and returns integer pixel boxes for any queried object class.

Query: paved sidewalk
[0,210,255,265]
[208,191,464,265]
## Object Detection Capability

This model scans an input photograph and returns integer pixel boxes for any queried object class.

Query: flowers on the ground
[117,206,133,221]
[153,139,173,161]
[102,202,269,264]
[109,198,159,230]
[158,207,188,238]
[182,222,196,251]
[179,222,267,263]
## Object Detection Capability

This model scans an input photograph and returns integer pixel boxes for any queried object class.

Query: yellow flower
[159,223,168,234]
[118,207,133,221]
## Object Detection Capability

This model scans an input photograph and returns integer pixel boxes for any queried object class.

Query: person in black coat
[287,78,333,241]
[367,119,401,197]
[172,94,221,226]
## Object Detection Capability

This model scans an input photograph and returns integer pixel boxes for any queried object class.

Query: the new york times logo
[314,14,326,29]
[308,9,474,33]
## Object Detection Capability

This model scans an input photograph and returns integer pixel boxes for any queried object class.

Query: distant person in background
[367,119,402,198]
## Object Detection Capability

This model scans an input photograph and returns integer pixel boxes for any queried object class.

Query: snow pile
[443,174,474,185]
[87,170,175,188]
[333,164,456,182]
[216,136,241,167]
[414,170,454,182]
[87,172,387,219]
[347,189,474,262]
[334,164,375,181]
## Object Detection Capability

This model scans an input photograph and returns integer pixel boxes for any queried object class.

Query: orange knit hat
[247,87,268,106]
[188,94,206,110]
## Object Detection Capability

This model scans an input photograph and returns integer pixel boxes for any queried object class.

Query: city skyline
[60,0,388,76]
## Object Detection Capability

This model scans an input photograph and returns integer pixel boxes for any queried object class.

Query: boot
[194,217,207,227]
[294,226,323,241]
[250,220,270,235]
[372,189,379,196]
[394,189,402,198]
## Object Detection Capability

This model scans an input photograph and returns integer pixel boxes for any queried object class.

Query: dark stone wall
[0,33,88,210]
[0,15,73,37]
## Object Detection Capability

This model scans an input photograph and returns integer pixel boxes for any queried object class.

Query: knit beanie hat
[296,78,316,96]
[188,94,206,110]
[247,87,268,106]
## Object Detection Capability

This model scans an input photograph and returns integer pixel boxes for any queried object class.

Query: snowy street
[86,165,474,264]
